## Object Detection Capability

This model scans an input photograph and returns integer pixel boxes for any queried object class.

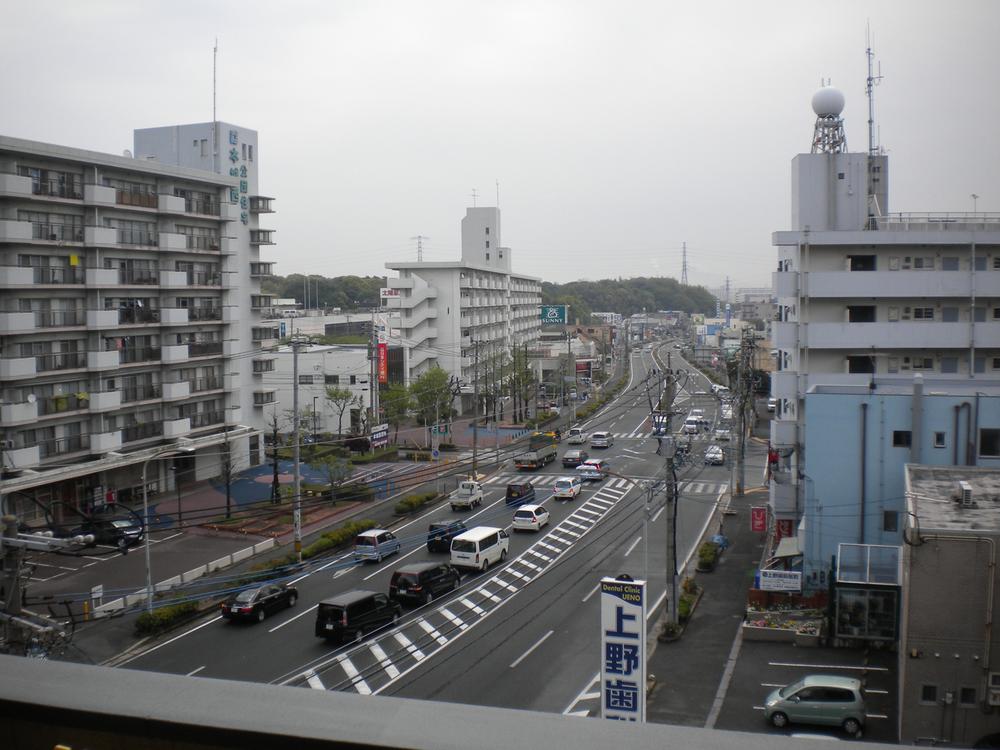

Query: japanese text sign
[750,506,767,533]
[600,577,646,722]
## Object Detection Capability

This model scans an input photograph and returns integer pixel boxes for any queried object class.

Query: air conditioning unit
[958,480,974,508]
[990,690,1000,707]
[0,439,15,450]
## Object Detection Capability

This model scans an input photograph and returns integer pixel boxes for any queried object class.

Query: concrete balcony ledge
[159,270,189,288]
[0,219,32,243]
[770,480,798,516]
[158,194,186,213]
[160,308,190,325]
[772,270,798,299]
[85,268,119,286]
[91,430,123,454]
[1,401,38,425]
[83,184,116,207]
[220,202,239,222]
[87,350,119,369]
[222,306,240,323]
[6,445,40,470]
[158,232,187,251]
[84,226,117,247]
[0,312,35,334]
[0,357,36,379]
[226,406,242,424]
[0,266,34,285]
[220,237,236,254]
[88,390,121,411]
[0,173,32,197]
[388,277,414,289]
[162,381,191,400]
[163,418,192,439]
[86,309,119,329]
[770,418,797,447]
[161,344,189,363]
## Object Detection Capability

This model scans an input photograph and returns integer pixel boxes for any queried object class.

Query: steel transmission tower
[680,242,688,285]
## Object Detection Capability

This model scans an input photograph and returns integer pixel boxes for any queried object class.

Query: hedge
[135,600,199,637]
[350,445,398,464]
[394,491,439,515]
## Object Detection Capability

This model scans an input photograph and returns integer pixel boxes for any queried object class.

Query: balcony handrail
[185,235,222,251]
[31,309,85,327]
[187,306,222,321]
[122,423,164,442]
[186,271,222,285]
[190,410,224,428]
[116,228,158,246]
[29,351,87,371]
[184,198,221,216]
[27,175,83,199]
[120,383,162,403]
[118,307,161,324]
[119,346,161,364]
[188,342,223,357]
[188,376,222,392]
[4,265,86,284]
[29,221,85,242]
[116,269,160,285]
[875,211,1000,230]
[38,434,91,458]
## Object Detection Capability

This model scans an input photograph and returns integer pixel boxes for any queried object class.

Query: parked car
[505,482,536,506]
[315,590,401,643]
[222,583,298,623]
[767,397,777,412]
[577,458,610,481]
[353,529,401,563]
[512,504,550,532]
[389,562,461,606]
[705,445,725,465]
[426,520,468,553]
[590,431,614,448]
[764,675,866,736]
[562,449,589,468]
[74,517,143,551]
[553,475,583,499]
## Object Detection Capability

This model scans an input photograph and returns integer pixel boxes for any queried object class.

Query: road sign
[279,321,287,337]
[750,506,767,532]
[431,449,440,460]
[540,305,567,325]
[370,423,389,449]
[600,577,646,723]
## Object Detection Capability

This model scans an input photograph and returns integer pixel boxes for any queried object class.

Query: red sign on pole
[750,506,767,533]
[775,519,794,540]
[377,343,388,384]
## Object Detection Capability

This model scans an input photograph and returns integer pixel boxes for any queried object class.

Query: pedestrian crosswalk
[483,473,727,496]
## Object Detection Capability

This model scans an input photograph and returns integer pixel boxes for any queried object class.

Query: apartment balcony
[87,349,119,369]
[249,229,275,245]
[190,411,224,429]
[118,307,160,325]
[159,270,188,288]
[187,271,222,286]
[120,384,162,404]
[37,393,91,418]
[34,309,85,329]
[769,480,798,518]
[35,351,86,373]
[5,445,40,470]
[0,173,32,198]
[250,295,274,311]
[86,308,118,329]
[806,322,1000,349]
[223,373,239,392]
[250,262,274,278]
[1,400,38,425]
[226,406,242,425]
[772,321,798,349]
[770,418,798,448]
[249,196,275,214]
[251,325,280,343]
[806,270,1000,299]
[770,370,799,400]
[83,184,116,207]
[253,389,277,407]
[188,342,223,358]
[160,308,190,325]
[162,381,191,401]
[220,202,238,222]
[114,188,157,209]
[0,356,35,379]
[39,434,90,460]
[772,270,798,299]
[184,235,222,252]
[29,221,84,244]
[91,430,123,454]
[158,194,186,213]
[0,219,32,243]
[161,344,189,364]
[88,389,121,411]
[188,307,222,322]
[0,312,36,334]
[252,358,275,375]
[163,417,192,439]
[119,347,160,365]
[83,268,117,286]
[122,423,163,443]
[220,237,237,255]
[190,376,223,393]
[158,232,187,251]
[0,266,34,286]
[85,226,118,246]
[184,197,221,217]
[23,265,85,286]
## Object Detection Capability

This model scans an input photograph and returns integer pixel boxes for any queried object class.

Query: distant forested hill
[261,274,386,309]
[542,277,716,323]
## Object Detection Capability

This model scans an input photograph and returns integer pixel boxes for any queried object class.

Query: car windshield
[778,679,804,698]
[452,539,476,553]
[565,451,580,458]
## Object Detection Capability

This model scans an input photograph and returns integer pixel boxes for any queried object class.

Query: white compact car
[512,504,550,532]
[553,476,583,499]
[705,445,725,465]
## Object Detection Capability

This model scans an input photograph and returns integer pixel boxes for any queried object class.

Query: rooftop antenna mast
[865,23,885,227]
[470,188,478,207]
[410,235,429,262]
[212,38,219,170]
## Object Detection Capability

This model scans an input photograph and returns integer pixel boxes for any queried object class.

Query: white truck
[567,426,589,445]
[449,480,484,511]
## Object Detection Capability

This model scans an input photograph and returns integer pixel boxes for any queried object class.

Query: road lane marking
[369,642,400,679]
[562,519,587,531]
[269,604,318,633]
[558,527,581,537]
[505,568,528,580]
[575,507,600,518]
[563,672,601,715]
[582,583,600,602]
[115,615,223,666]
[548,533,573,545]
[650,506,665,523]
[478,588,501,602]
[527,549,551,562]
[509,630,553,669]
[304,669,325,690]
[490,577,518,592]
[393,632,425,661]
[460,597,486,616]
[440,608,468,631]
[337,654,371,694]
[186,665,206,676]
[417,618,448,646]
[538,541,562,553]
[768,661,888,672]
[624,536,641,557]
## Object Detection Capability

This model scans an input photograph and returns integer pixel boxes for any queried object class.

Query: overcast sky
[2,1,997,291]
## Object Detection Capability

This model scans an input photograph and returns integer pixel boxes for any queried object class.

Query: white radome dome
[812,86,845,117]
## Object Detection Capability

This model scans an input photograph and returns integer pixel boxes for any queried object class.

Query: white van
[450,526,510,572]
[682,417,700,435]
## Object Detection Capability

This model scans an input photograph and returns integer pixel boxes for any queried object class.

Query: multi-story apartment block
[0,127,272,523]
[769,89,1000,561]
[385,207,541,409]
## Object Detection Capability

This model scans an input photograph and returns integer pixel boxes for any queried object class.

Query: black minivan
[389,562,461,606]
[314,590,401,643]
[505,482,536,506]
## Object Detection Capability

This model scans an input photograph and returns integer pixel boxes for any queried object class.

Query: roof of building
[905,464,1000,532]
[809,382,1000,398]
[384,260,540,282]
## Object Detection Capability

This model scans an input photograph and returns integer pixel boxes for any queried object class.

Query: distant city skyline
[1,0,997,289]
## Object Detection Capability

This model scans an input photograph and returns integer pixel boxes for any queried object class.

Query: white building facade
[385,207,541,408]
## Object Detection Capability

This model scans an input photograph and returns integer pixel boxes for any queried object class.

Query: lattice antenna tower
[680,241,688,285]
[410,235,429,262]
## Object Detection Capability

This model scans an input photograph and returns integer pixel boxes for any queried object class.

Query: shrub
[394,491,439,515]
[697,541,720,571]
[333,483,375,503]
[682,576,698,595]
[135,600,199,636]
[350,446,397,464]
[678,595,693,622]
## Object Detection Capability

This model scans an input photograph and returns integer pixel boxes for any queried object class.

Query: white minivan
[450,526,510,572]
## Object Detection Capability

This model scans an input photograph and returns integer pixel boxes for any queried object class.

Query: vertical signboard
[600,577,646,722]
[750,506,767,532]
[377,342,388,384]
[370,423,389,449]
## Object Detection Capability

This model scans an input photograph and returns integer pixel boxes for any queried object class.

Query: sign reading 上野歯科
[370,423,389,449]
[757,569,802,592]
[540,305,567,325]
[600,577,646,723]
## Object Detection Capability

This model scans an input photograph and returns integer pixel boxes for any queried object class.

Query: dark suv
[505,482,536,506]
[315,590,401,643]
[426,520,468,553]
[74,517,143,551]
[389,562,461,606]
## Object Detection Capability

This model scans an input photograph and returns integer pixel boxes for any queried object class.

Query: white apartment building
[0,127,275,522]
[769,89,1000,533]
[385,207,541,409]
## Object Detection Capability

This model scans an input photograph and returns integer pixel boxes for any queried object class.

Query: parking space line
[416,618,448,646]
[337,654,372,694]
[769,661,888,672]
[393,632,425,661]
[439,608,468,631]
[369,643,400,679]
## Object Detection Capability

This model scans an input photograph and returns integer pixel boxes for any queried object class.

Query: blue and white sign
[755,569,802,592]
[600,577,646,722]
[370,423,389,449]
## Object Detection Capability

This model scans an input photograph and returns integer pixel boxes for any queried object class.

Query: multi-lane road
[119,341,734,716]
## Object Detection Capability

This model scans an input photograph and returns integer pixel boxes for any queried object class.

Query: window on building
[485,227,489,235]
[892,430,912,448]
[941,357,958,374]
[887,306,899,321]
[241,143,247,160]
[486,252,490,261]
[912,357,934,370]
[921,685,938,704]
[485,240,489,248]
[913,256,934,270]
[959,687,977,707]
[349,375,357,385]
[848,255,876,271]
[975,356,986,374]
[324,374,339,385]
[887,357,899,374]
[847,356,875,374]
[200,139,208,157]
[847,305,876,322]
[913,307,934,320]
[981,428,1000,458]
[942,256,960,271]
[499,250,503,259]
[298,375,312,385]
[248,144,253,162]
[974,256,987,271]
[883,511,899,533]
[942,306,959,322]
[934,431,946,448]
[974,307,987,323]
[993,358,1000,370]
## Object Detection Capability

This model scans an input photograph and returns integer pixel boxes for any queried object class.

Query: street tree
[383,383,411,443]
[325,386,354,438]
[409,367,453,426]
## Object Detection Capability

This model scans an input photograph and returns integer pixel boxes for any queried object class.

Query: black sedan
[562,449,589,468]
[221,583,298,623]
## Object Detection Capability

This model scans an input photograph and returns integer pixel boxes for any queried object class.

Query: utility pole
[270,410,280,505]
[735,328,754,497]
[472,340,479,478]
[291,336,305,561]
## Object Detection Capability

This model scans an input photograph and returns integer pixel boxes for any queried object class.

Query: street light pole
[141,445,193,613]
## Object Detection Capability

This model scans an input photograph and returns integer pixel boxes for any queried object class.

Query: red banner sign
[750,506,767,533]
[377,343,388,383]
[775,519,794,540]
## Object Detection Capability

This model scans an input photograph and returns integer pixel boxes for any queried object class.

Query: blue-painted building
[798,378,1000,590]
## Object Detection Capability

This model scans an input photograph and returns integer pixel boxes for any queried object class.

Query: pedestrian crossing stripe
[483,473,727,495]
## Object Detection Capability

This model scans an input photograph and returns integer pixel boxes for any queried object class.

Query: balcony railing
[189,376,222,392]
[38,393,87,415]
[117,228,158,246]
[253,391,276,405]
[31,222,84,243]
[116,189,157,208]
[188,342,223,357]
[122,423,163,443]
[118,307,160,324]
[118,269,159,285]
[184,198,220,216]
[120,384,162,403]
[34,351,86,372]
[188,307,222,321]
[187,271,222,286]
[29,175,83,199]
[119,346,161,364]
[190,410,224,429]
[252,359,275,374]
[34,309,84,328]
[186,235,221,251]
[28,266,84,284]
[38,434,90,458]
